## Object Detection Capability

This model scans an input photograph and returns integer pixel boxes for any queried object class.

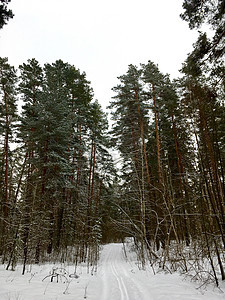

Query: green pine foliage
[0,0,13,29]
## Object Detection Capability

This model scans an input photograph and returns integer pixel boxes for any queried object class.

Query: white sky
[0,0,198,110]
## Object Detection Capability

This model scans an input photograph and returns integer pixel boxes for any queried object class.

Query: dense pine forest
[0,0,224,287]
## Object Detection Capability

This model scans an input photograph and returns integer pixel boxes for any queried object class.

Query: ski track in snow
[98,243,152,300]
[91,243,224,300]
[99,243,127,300]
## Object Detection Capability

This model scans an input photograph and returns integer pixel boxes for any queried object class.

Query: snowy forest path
[0,243,224,299]
[97,243,152,300]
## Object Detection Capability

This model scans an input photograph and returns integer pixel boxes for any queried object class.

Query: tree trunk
[171,113,190,246]
[152,84,163,184]
[3,85,9,219]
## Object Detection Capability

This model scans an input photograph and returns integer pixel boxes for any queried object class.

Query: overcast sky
[0,0,198,110]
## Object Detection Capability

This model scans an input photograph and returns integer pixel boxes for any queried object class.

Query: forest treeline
[108,0,225,285]
[0,0,224,286]
[0,58,117,273]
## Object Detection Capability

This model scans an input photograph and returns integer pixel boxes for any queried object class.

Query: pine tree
[17,59,44,271]
[0,0,13,29]
[0,57,17,258]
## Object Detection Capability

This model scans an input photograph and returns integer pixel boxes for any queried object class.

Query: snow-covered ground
[0,243,224,299]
